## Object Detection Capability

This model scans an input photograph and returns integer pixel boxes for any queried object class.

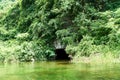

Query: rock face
[54,40,66,49]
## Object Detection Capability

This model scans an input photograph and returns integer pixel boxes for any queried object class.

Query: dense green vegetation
[0,0,120,62]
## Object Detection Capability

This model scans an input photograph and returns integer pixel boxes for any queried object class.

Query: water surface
[0,61,120,80]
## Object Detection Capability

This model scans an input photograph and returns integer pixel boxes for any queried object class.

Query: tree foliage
[0,0,120,62]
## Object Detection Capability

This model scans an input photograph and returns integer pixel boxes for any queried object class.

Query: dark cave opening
[55,49,70,60]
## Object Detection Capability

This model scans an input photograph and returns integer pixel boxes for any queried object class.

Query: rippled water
[0,61,120,80]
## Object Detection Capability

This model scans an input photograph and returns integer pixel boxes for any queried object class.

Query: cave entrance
[55,49,70,60]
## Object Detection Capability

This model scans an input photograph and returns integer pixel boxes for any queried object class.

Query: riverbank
[71,56,120,64]
[0,0,120,64]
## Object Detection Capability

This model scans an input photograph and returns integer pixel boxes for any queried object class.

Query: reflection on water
[0,61,120,80]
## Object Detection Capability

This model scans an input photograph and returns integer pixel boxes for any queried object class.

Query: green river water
[0,61,120,80]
